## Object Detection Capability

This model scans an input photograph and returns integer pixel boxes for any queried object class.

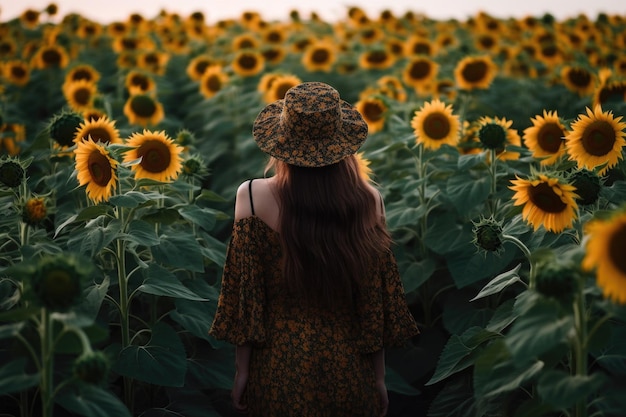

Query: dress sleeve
[357,248,419,353]
[209,219,266,346]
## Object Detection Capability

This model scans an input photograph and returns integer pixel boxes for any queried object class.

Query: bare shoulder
[365,183,385,216]
[234,178,280,228]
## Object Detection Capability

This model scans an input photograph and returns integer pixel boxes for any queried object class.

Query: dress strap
[248,179,255,215]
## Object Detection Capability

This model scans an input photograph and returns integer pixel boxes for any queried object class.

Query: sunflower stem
[573,289,588,417]
[501,234,535,288]
[489,148,498,215]
[40,308,54,417]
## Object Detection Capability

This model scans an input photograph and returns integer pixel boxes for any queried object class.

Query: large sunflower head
[560,65,596,96]
[124,130,183,182]
[199,66,229,99]
[355,96,388,134]
[523,110,567,165]
[301,40,337,72]
[582,209,626,304]
[123,94,165,127]
[411,99,460,150]
[509,173,579,233]
[476,116,521,160]
[565,105,626,176]
[402,57,438,94]
[74,138,118,204]
[232,51,265,77]
[454,55,497,90]
[63,80,98,113]
[75,116,122,145]
[32,44,70,70]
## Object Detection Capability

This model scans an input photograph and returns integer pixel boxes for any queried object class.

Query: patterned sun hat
[252,82,369,167]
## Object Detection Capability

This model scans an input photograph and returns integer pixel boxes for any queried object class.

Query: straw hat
[252,82,368,167]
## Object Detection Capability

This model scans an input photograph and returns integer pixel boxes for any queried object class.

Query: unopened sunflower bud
[73,351,110,385]
[22,197,47,226]
[478,122,507,150]
[571,169,601,205]
[535,262,581,305]
[472,217,504,255]
[30,254,92,312]
[0,158,25,188]
[48,111,83,147]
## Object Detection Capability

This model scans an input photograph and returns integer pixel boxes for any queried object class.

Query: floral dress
[209,216,419,417]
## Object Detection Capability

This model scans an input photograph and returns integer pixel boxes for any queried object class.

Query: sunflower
[476,116,521,161]
[560,65,596,96]
[592,80,626,109]
[411,99,460,150]
[137,51,170,75]
[302,40,337,72]
[232,50,265,77]
[433,79,457,101]
[123,93,165,127]
[125,70,156,94]
[403,35,434,56]
[106,21,128,37]
[32,44,70,69]
[74,139,118,203]
[20,9,40,29]
[261,46,287,66]
[63,80,98,113]
[355,152,373,182]
[356,96,387,134]
[263,74,302,103]
[376,75,407,102]
[565,106,626,176]
[0,38,18,59]
[402,56,439,95]
[582,210,626,304]
[509,174,579,233]
[3,60,30,86]
[614,56,626,77]
[199,66,229,99]
[74,116,122,145]
[262,24,289,44]
[359,48,395,70]
[523,110,567,165]
[64,64,101,86]
[124,130,183,182]
[22,196,48,226]
[186,54,217,81]
[0,124,26,156]
[454,55,497,90]
[232,33,260,51]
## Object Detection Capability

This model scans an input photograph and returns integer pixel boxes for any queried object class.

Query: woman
[209,82,419,417]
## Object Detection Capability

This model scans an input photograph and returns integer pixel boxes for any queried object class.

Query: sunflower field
[1,3,626,417]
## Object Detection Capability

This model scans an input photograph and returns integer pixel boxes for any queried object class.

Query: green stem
[40,308,53,417]
[502,234,535,288]
[489,148,498,215]
[573,291,588,417]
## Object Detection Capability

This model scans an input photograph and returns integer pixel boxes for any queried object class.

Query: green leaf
[178,205,217,231]
[470,264,522,301]
[457,152,487,170]
[0,322,24,339]
[386,366,420,395]
[170,299,216,343]
[56,384,132,417]
[196,189,229,203]
[401,258,436,293]
[109,190,151,208]
[0,359,39,395]
[506,299,575,360]
[186,347,235,390]
[537,370,607,409]
[486,298,518,333]
[428,376,476,417]
[113,322,187,387]
[198,230,227,267]
[446,174,491,212]
[386,205,429,229]
[54,205,112,238]
[137,264,207,301]
[124,220,160,247]
[151,233,205,272]
[52,276,110,327]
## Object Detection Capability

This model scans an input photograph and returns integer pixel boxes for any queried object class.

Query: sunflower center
[567,68,592,87]
[11,65,27,78]
[73,88,92,106]
[42,49,62,66]
[538,123,564,153]
[366,50,388,64]
[274,82,294,100]
[581,120,616,156]
[608,223,626,275]
[267,31,282,43]
[263,49,281,61]
[529,182,567,213]
[195,60,210,75]
[461,60,488,83]
[130,74,150,90]
[541,44,558,58]
[363,102,384,121]
[130,95,157,117]
[87,150,113,186]
[206,75,223,92]
[238,54,258,70]
[311,49,330,64]
[423,113,451,140]
[409,60,432,80]
[411,42,431,55]
[478,35,495,49]
[84,127,112,143]
[73,69,93,81]
[138,140,171,173]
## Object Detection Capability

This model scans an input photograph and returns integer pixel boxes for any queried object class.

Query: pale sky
[1,0,624,23]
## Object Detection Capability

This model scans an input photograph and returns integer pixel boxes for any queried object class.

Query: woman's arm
[232,343,252,412]
[372,349,389,416]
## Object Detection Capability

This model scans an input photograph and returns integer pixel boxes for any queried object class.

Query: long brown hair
[267,155,392,310]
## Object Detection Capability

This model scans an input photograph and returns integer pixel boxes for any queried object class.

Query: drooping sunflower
[63,80,98,113]
[263,74,302,104]
[32,44,70,69]
[509,174,579,233]
[199,66,229,99]
[402,56,439,94]
[565,105,626,176]
[74,139,118,203]
[454,55,497,90]
[125,70,156,94]
[560,65,596,96]
[186,54,217,81]
[523,110,568,165]
[232,50,265,77]
[74,116,122,145]
[3,60,30,86]
[123,93,165,127]
[411,99,460,150]
[124,130,183,182]
[302,40,337,72]
[582,210,626,304]
[356,96,387,134]
[64,64,101,86]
